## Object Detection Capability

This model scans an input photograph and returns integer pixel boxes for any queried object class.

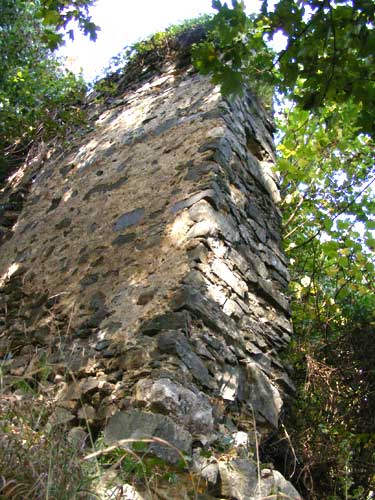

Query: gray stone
[113,208,145,232]
[219,459,258,500]
[192,452,219,487]
[211,259,247,297]
[104,411,192,464]
[257,277,291,315]
[141,311,189,336]
[245,361,283,428]
[157,331,214,389]
[170,188,219,214]
[188,200,239,243]
[135,378,214,434]
[249,219,267,243]
[218,365,243,401]
[67,427,88,449]
[49,407,76,426]
[111,233,136,246]
[260,470,302,499]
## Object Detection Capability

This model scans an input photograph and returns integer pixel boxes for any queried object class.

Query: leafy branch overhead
[37,0,99,49]
[194,0,375,135]
[192,1,276,98]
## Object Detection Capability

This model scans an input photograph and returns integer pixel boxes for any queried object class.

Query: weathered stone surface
[140,311,189,335]
[245,361,283,428]
[113,208,145,232]
[135,377,214,434]
[219,459,258,499]
[219,458,301,500]
[104,411,192,464]
[157,331,215,389]
[260,470,302,499]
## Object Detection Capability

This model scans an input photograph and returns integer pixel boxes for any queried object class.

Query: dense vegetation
[0,0,98,181]
[0,0,374,498]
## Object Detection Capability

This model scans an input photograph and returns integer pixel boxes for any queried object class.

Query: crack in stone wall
[0,63,301,499]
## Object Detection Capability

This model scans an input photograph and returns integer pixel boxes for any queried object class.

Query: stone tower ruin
[0,35,301,499]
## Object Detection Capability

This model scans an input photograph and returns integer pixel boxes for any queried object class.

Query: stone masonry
[0,53,301,499]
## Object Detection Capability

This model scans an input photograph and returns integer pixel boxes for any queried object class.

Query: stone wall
[0,59,301,498]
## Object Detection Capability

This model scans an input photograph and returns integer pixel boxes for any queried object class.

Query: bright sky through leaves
[59,0,279,81]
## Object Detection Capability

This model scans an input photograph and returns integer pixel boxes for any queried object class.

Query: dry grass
[0,393,98,500]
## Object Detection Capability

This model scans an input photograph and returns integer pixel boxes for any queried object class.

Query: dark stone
[103,145,115,157]
[89,291,106,311]
[116,163,126,172]
[170,188,219,214]
[245,201,265,226]
[91,256,104,267]
[172,286,239,342]
[157,331,214,389]
[45,294,60,308]
[83,175,128,201]
[80,274,99,288]
[198,138,232,169]
[113,208,145,232]
[111,233,136,246]
[55,218,72,230]
[59,164,74,177]
[95,340,110,351]
[152,117,179,136]
[257,278,290,315]
[184,162,217,181]
[0,216,13,228]
[99,349,114,358]
[136,290,155,305]
[176,25,207,48]
[142,115,157,125]
[20,221,37,234]
[74,325,92,338]
[87,308,109,328]
[141,311,189,336]
[106,321,123,333]
[9,192,25,204]
[78,253,89,264]
[149,209,164,219]
[47,197,62,212]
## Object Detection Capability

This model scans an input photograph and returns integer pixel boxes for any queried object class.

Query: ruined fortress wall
[0,63,300,498]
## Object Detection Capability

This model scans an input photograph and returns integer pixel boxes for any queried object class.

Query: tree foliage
[0,0,96,180]
[191,2,275,99]
[36,0,99,49]
[263,0,375,136]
